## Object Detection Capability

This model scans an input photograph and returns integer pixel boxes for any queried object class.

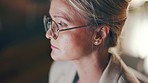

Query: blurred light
[131,19,148,58]
[130,0,145,8]
[131,18,148,58]
[121,0,148,75]
[137,20,148,58]
[122,3,148,58]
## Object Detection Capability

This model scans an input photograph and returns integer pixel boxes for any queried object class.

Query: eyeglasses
[43,16,92,39]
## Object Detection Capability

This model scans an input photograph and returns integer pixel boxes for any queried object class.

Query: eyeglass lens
[50,21,59,39]
[44,16,59,39]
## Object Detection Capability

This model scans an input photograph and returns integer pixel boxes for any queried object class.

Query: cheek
[75,30,93,53]
[59,29,93,57]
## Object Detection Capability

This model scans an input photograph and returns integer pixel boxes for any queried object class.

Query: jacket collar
[99,54,122,83]
[70,54,123,83]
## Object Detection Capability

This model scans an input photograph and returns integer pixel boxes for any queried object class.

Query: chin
[51,51,75,61]
[51,53,64,61]
[51,54,72,61]
[51,53,60,60]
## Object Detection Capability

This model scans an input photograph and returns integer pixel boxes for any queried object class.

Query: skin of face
[46,0,94,61]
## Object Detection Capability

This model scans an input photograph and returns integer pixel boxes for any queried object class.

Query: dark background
[0,0,53,83]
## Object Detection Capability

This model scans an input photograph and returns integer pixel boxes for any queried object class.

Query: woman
[44,0,140,83]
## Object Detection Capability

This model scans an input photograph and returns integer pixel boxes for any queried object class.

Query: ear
[94,25,110,45]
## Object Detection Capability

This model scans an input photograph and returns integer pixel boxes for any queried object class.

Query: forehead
[49,0,86,24]
[50,0,68,13]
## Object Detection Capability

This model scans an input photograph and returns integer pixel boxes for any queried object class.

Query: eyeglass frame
[43,15,103,39]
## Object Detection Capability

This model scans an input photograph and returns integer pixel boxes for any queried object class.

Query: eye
[57,22,67,28]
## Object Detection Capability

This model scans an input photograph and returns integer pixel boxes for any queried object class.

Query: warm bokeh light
[122,1,148,74]
[130,0,145,8]
[138,20,148,58]
[129,16,148,59]
[122,1,148,58]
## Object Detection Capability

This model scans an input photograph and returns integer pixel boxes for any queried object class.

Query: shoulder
[49,61,76,83]
[100,52,140,83]
[112,54,140,83]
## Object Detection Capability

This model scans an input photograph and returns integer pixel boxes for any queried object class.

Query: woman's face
[46,0,93,61]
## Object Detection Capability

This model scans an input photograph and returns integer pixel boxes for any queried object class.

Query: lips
[50,44,59,49]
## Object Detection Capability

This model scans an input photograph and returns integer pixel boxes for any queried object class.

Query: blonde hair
[66,0,129,48]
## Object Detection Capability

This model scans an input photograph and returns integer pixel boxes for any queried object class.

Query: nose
[45,30,52,39]
[45,29,58,40]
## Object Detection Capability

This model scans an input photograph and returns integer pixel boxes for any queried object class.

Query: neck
[72,49,110,83]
